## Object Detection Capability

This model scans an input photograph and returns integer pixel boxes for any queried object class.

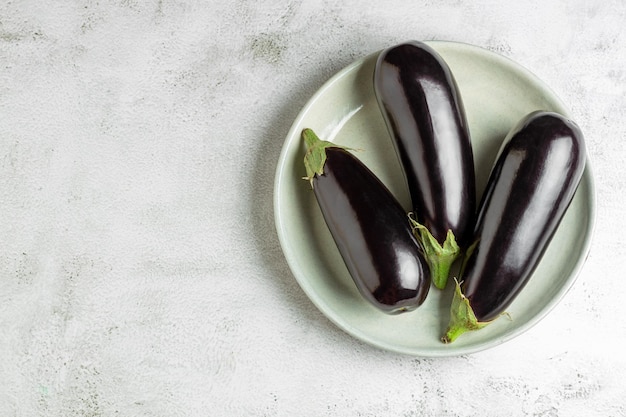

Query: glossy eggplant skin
[460,111,586,322]
[373,41,476,248]
[304,129,430,313]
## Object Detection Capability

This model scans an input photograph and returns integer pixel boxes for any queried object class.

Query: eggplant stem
[408,214,460,290]
[302,128,354,188]
[441,279,490,344]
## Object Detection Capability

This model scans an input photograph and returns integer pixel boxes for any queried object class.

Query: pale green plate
[273,41,595,357]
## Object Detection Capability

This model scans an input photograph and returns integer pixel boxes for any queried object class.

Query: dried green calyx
[441,279,490,343]
[302,128,353,187]
[409,214,461,290]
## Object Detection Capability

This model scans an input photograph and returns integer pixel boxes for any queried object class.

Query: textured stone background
[0,1,624,416]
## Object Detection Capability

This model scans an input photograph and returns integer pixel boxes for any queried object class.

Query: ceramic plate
[273,41,595,357]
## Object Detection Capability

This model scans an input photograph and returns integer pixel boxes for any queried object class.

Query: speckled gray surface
[0,1,624,416]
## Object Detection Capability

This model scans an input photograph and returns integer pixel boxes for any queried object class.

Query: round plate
[273,41,595,357]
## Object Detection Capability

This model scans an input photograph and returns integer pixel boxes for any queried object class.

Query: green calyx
[441,279,490,344]
[409,214,461,290]
[302,128,352,187]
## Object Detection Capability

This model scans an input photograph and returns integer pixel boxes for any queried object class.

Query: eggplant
[373,40,476,290]
[442,111,587,343]
[302,128,430,313]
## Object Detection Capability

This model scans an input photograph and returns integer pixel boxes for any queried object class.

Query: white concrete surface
[0,1,624,416]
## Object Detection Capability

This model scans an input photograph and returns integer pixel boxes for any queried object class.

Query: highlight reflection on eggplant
[302,128,430,314]
[443,111,587,343]
[374,41,476,290]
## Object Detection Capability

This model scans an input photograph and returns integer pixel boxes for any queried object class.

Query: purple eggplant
[302,128,430,313]
[442,111,586,343]
[373,41,476,290]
